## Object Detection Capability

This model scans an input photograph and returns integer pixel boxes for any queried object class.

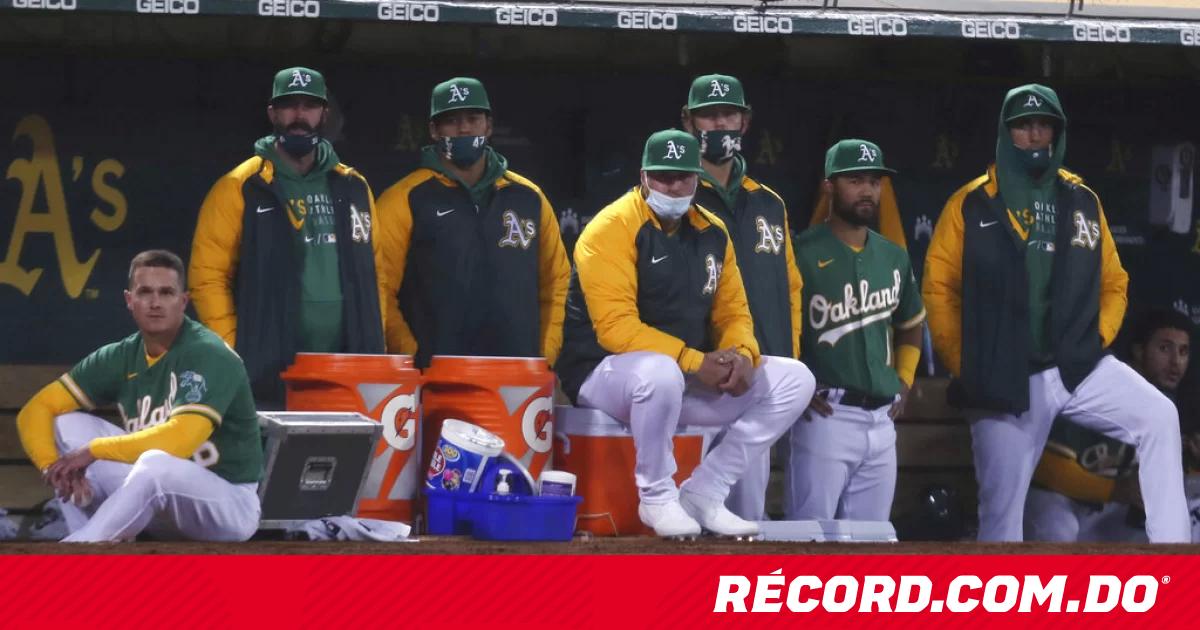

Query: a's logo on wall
[1,114,128,299]
[288,69,312,88]
[498,210,535,249]
[913,215,933,242]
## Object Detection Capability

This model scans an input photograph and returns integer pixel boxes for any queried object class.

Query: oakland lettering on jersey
[118,371,220,467]
[809,269,902,345]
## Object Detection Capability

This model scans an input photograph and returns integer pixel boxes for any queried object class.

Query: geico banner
[836,0,1070,15]
[1074,0,1200,20]
[0,554,1196,625]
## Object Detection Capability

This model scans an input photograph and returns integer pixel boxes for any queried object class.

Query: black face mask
[440,135,488,168]
[1016,145,1052,172]
[697,129,742,164]
[276,123,321,159]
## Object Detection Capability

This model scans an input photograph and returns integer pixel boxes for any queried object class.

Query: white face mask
[642,173,695,221]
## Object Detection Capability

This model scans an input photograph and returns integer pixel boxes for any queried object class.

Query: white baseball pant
[1023,487,1148,543]
[783,390,897,520]
[51,412,261,542]
[576,352,815,505]
[971,356,1189,542]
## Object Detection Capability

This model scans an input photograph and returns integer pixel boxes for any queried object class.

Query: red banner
[0,554,1195,627]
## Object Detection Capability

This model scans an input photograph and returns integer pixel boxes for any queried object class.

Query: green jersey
[59,317,263,484]
[795,224,925,398]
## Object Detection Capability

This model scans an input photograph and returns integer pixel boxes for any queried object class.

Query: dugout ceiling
[1,3,1199,364]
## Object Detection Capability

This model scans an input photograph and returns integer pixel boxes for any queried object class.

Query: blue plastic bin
[472,494,583,542]
[425,488,480,535]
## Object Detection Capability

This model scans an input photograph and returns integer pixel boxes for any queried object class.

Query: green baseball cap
[642,129,705,174]
[824,139,897,178]
[271,67,327,102]
[687,74,749,111]
[1003,87,1064,124]
[430,77,491,119]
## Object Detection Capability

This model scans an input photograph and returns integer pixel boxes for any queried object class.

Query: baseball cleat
[638,500,702,538]
[678,484,760,538]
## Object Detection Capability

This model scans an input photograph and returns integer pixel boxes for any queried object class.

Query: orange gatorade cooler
[421,356,555,485]
[282,353,422,522]
[553,406,711,536]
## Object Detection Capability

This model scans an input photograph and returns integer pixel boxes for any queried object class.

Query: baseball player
[680,73,802,521]
[786,140,925,521]
[555,130,816,537]
[1025,308,1193,542]
[923,83,1190,542]
[375,77,570,368]
[15,250,263,542]
[190,67,385,406]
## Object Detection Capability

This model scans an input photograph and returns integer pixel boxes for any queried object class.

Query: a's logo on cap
[708,79,731,98]
[664,140,686,160]
[288,70,312,88]
[1024,94,1044,108]
[448,84,471,103]
[858,144,878,163]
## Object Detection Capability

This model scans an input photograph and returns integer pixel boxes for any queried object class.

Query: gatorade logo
[381,393,418,452]
[521,395,554,454]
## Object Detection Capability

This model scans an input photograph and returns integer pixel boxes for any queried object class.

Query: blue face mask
[278,130,320,159]
[1016,144,1052,172]
[440,135,488,168]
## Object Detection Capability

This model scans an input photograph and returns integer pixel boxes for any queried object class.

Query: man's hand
[889,382,912,419]
[717,349,754,396]
[696,351,734,389]
[44,446,97,506]
[806,390,833,418]
[1110,472,1144,509]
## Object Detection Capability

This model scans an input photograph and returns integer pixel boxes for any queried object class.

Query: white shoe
[638,500,701,537]
[679,484,760,537]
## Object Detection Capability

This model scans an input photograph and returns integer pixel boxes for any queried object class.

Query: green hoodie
[254,136,345,353]
[699,153,747,210]
[418,144,509,209]
[994,84,1067,361]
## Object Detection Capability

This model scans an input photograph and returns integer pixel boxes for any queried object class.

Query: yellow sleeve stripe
[57,373,95,411]
[895,308,927,331]
[171,403,222,426]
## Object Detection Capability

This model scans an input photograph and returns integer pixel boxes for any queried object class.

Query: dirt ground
[2,538,1199,555]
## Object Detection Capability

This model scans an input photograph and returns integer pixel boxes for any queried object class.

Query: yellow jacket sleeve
[1033,450,1115,504]
[375,175,421,355]
[1094,195,1128,348]
[88,413,214,464]
[784,212,803,359]
[16,381,80,471]
[576,194,708,373]
[706,212,762,367]
[922,177,981,377]
[190,173,245,346]
[535,193,570,366]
